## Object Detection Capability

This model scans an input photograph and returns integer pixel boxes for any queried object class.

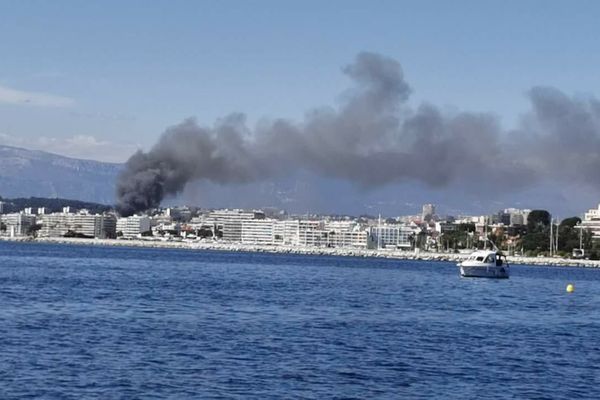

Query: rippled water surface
[1,241,600,399]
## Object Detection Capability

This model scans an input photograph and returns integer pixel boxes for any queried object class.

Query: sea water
[1,241,599,399]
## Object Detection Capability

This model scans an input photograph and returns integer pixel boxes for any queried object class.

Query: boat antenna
[486,236,499,252]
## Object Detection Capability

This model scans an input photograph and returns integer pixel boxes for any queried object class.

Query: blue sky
[2,0,600,163]
[0,0,600,219]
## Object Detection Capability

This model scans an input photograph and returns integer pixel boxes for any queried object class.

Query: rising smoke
[116,52,600,216]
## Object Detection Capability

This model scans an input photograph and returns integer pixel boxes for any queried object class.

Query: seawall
[2,236,600,269]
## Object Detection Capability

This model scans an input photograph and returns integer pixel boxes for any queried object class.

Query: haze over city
[2,1,600,216]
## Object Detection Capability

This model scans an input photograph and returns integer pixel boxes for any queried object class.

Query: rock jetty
[3,236,600,269]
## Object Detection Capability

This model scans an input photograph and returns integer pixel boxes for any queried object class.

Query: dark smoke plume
[116,52,600,216]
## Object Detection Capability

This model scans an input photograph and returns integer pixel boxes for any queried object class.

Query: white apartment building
[274,220,301,246]
[241,219,276,245]
[582,204,600,240]
[208,209,265,242]
[0,213,37,237]
[297,220,325,247]
[323,220,355,232]
[117,215,151,238]
[240,219,313,246]
[370,224,414,249]
[39,212,117,238]
[299,228,329,247]
[328,230,369,248]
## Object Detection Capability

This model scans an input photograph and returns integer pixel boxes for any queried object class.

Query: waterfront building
[323,220,356,233]
[0,213,37,237]
[582,204,600,241]
[102,215,117,239]
[152,221,181,237]
[208,209,265,242]
[241,219,276,245]
[328,229,369,248]
[39,212,116,238]
[274,220,301,246]
[370,224,413,249]
[299,228,329,247]
[238,218,360,247]
[117,215,151,238]
[297,220,326,247]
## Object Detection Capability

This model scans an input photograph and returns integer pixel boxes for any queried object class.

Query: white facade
[274,220,301,245]
[328,230,369,248]
[0,213,37,237]
[323,221,355,232]
[207,209,265,242]
[297,220,325,246]
[370,224,413,249]
[241,219,276,245]
[582,204,600,240]
[39,212,116,238]
[241,219,312,246]
[117,215,151,238]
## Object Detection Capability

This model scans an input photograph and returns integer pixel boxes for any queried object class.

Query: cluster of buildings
[2,201,600,250]
[120,208,418,250]
[0,207,117,239]
[582,204,600,240]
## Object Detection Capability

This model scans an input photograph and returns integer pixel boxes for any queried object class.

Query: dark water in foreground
[1,242,599,399]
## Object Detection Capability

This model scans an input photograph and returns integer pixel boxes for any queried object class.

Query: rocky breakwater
[4,236,600,268]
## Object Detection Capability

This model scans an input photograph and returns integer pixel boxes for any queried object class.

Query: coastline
[2,236,600,268]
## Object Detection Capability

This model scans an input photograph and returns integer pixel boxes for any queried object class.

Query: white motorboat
[457,250,509,279]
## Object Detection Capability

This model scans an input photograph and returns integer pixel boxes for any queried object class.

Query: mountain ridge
[0,145,122,204]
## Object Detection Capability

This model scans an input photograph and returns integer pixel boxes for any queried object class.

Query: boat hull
[459,265,509,279]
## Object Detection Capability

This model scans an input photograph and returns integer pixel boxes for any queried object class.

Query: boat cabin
[465,251,505,266]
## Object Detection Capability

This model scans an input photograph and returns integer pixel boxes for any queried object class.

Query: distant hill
[0,145,121,204]
[0,197,112,214]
